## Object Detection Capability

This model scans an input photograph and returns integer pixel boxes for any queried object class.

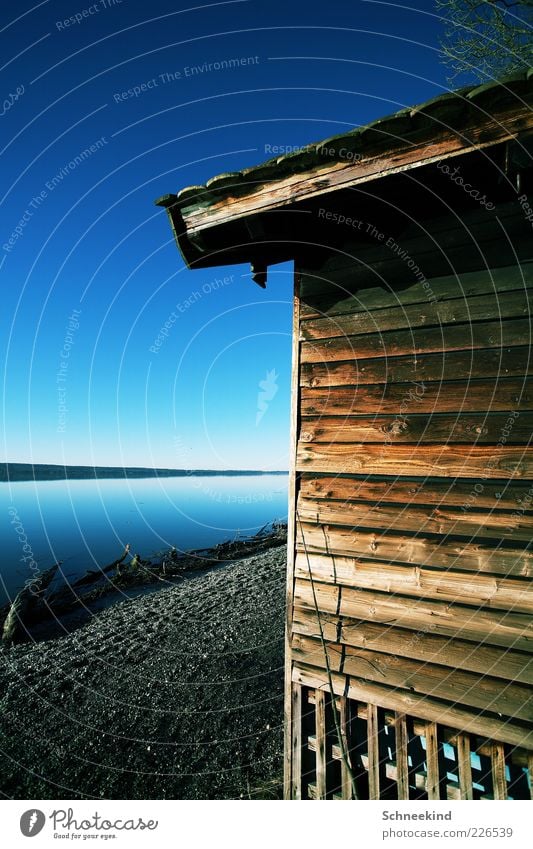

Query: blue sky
[1,0,447,470]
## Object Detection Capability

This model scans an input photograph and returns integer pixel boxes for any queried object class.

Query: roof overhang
[156,71,533,277]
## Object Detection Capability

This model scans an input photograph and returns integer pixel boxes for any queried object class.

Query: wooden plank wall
[286,202,533,798]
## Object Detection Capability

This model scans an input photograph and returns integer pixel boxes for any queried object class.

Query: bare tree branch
[437,0,533,84]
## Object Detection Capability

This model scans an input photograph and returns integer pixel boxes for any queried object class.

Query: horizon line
[1,461,289,481]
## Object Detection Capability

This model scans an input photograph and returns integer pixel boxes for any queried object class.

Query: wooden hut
[157,71,533,801]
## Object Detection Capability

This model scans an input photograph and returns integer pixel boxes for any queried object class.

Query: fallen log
[0,528,288,643]
[72,544,130,586]
[2,565,59,647]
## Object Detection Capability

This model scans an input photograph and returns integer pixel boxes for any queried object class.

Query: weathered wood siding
[286,200,533,799]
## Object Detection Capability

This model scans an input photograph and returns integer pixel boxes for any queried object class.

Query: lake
[1,474,288,605]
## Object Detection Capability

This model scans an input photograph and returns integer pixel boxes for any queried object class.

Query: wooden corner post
[283,268,301,799]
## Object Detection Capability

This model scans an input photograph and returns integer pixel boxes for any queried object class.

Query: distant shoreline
[1,463,289,483]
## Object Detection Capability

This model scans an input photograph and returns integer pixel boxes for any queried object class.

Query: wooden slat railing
[294,684,532,801]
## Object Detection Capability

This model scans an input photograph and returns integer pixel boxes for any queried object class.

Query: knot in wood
[385,419,408,436]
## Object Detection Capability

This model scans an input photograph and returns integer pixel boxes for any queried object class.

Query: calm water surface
[1,475,288,604]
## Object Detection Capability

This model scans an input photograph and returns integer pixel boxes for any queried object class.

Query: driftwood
[71,544,131,586]
[128,553,148,570]
[0,525,287,645]
[0,546,132,647]
[2,565,59,647]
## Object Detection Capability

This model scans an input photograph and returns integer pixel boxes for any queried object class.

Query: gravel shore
[0,544,286,800]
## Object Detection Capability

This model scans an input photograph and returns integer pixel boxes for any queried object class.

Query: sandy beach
[0,543,286,800]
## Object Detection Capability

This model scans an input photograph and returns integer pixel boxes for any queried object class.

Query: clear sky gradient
[1,0,448,470]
